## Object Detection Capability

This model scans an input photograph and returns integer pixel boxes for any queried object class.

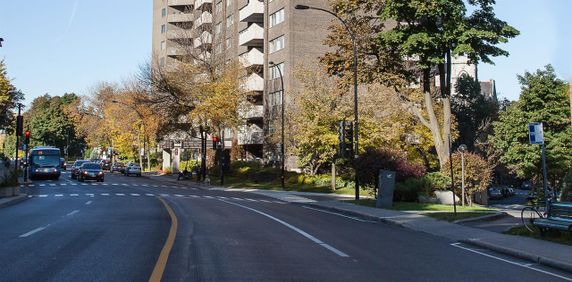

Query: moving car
[100,159,111,171]
[77,162,104,182]
[124,163,142,177]
[111,162,125,173]
[71,160,90,179]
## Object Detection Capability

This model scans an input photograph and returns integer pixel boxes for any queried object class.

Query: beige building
[152,0,333,167]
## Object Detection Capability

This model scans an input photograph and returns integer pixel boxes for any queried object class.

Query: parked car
[521,180,532,190]
[124,163,142,177]
[488,187,503,200]
[71,160,90,179]
[77,162,104,182]
[111,162,125,173]
[99,159,111,171]
[60,158,67,171]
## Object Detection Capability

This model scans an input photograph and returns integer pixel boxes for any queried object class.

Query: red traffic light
[25,130,30,138]
[211,136,219,142]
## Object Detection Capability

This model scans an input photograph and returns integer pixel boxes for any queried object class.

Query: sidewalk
[305,200,572,273]
[0,194,28,209]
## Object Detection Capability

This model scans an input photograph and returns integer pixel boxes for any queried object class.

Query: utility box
[376,170,396,208]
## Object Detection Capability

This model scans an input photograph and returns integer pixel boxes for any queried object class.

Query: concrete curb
[461,238,572,274]
[452,212,507,224]
[0,194,29,209]
[300,202,407,228]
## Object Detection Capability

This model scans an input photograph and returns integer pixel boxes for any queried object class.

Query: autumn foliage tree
[441,152,492,205]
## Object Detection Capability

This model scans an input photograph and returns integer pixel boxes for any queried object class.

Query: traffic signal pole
[14,103,23,184]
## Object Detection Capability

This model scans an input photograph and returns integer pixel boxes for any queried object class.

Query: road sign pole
[541,142,550,208]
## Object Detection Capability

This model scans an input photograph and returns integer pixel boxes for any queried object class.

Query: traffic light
[24,130,30,145]
[338,121,353,158]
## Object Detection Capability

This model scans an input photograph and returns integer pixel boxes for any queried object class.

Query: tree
[491,65,572,184]
[323,0,519,168]
[441,151,492,205]
[452,74,498,151]
[0,60,23,132]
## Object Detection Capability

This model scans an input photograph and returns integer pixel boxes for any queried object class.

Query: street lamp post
[112,100,146,171]
[269,61,285,190]
[295,4,360,200]
[458,144,467,206]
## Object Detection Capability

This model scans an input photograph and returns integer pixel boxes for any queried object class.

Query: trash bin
[376,170,396,208]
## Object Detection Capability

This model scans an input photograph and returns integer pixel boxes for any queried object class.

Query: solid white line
[19,226,49,238]
[85,201,92,205]
[67,210,80,216]
[302,206,372,223]
[450,243,572,281]
[220,200,350,258]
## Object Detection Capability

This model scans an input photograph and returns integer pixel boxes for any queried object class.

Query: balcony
[194,31,212,49]
[168,0,193,7]
[167,29,192,41]
[238,125,264,145]
[167,13,193,24]
[239,105,264,120]
[239,24,263,47]
[239,0,263,23]
[195,11,212,28]
[241,73,264,93]
[194,0,212,10]
[239,48,263,69]
[167,46,187,57]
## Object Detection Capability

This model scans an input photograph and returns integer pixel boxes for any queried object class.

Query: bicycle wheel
[521,206,542,232]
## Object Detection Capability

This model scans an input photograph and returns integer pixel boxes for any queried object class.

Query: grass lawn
[504,226,572,246]
[211,175,370,196]
[346,199,494,212]
[425,212,495,222]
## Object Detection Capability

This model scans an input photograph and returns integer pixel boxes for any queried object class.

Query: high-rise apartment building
[152,0,333,168]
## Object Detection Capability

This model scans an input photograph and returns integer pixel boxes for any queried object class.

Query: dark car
[77,162,104,182]
[60,158,67,171]
[100,159,111,171]
[488,187,503,200]
[111,162,125,173]
[71,160,89,179]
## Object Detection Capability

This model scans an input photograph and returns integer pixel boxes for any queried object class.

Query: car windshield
[74,161,88,167]
[82,163,101,169]
[31,155,60,167]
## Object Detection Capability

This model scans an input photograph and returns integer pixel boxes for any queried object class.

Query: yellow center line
[149,197,178,282]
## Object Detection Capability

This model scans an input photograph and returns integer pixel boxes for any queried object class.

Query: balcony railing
[239,0,263,23]
[239,48,263,68]
[195,11,212,28]
[167,13,193,23]
[167,47,186,57]
[238,125,264,145]
[241,73,264,92]
[194,0,213,10]
[239,105,264,120]
[238,23,263,47]
[168,0,194,7]
[194,31,212,48]
[167,29,192,40]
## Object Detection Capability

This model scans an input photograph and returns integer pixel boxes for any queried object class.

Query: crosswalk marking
[70,194,79,197]
[101,193,109,196]
[55,194,63,197]
[130,193,140,196]
[25,193,285,204]
[116,193,125,196]
[145,193,155,197]
[49,184,56,187]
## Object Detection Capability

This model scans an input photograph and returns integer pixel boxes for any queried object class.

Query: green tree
[0,60,24,132]
[491,65,572,184]
[323,0,519,168]
[452,74,498,151]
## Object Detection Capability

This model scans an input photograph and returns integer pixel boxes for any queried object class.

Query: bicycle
[520,189,553,232]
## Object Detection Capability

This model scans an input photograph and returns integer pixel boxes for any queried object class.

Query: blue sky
[0,1,571,104]
[0,1,152,105]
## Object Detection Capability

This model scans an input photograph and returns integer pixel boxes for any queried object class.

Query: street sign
[528,122,544,145]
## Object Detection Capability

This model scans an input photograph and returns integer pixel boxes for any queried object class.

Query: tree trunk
[422,69,448,168]
[331,161,336,191]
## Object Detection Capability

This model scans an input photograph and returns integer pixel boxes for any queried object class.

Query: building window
[269,91,283,106]
[269,62,284,80]
[214,22,222,37]
[162,8,167,17]
[226,15,234,28]
[161,41,166,50]
[269,9,284,28]
[161,24,166,34]
[269,35,284,53]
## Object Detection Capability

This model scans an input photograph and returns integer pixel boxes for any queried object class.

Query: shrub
[394,178,425,202]
[249,167,280,183]
[441,152,492,205]
[179,160,200,171]
[355,147,426,189]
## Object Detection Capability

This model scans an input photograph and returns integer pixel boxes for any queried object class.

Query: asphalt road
[0,171,569,281]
